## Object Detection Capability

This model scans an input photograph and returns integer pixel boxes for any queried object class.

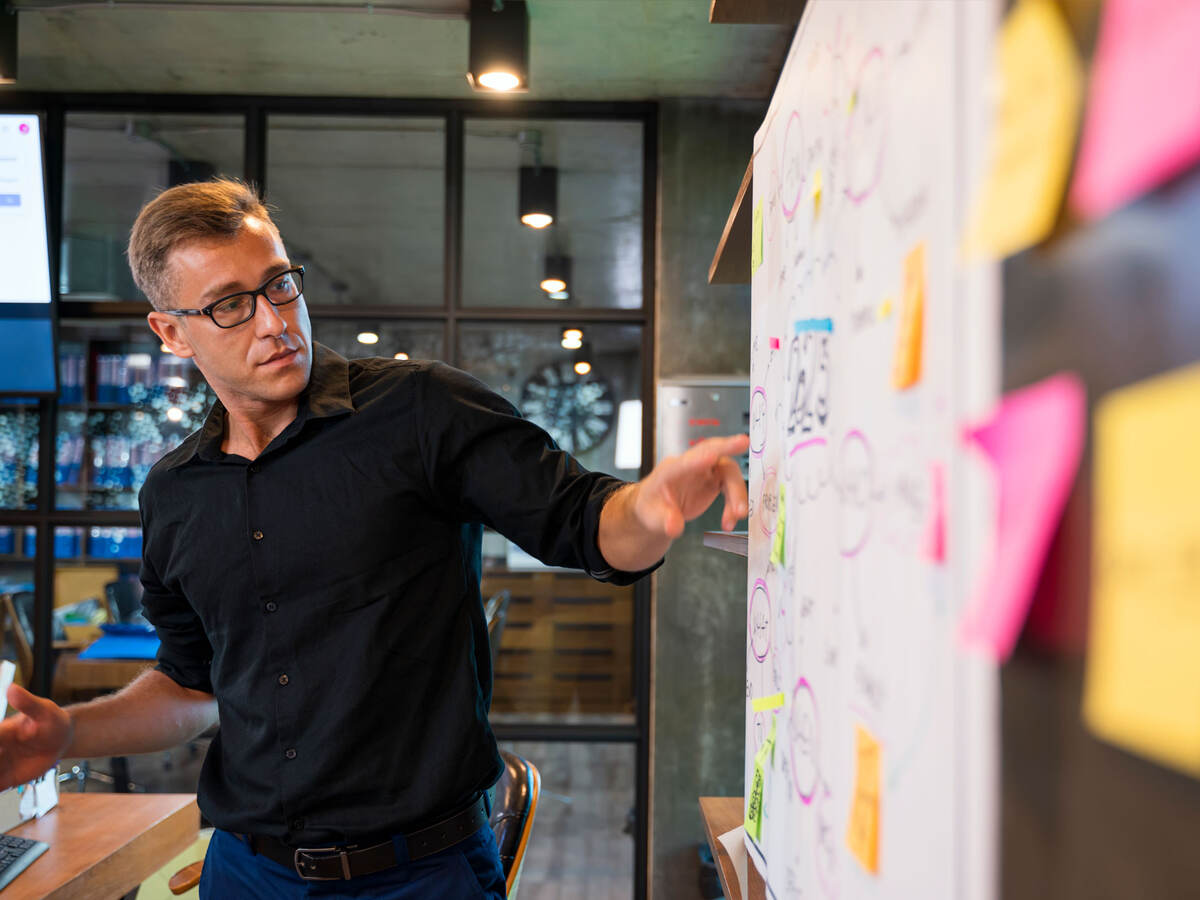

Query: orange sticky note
[891,242,925,390]
[846,724,881,874]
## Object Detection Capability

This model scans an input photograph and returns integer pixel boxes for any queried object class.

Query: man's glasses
[163,266,305,329]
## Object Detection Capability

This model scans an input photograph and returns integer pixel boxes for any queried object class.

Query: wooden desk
[699,796,766,900]
[6,792,198,900]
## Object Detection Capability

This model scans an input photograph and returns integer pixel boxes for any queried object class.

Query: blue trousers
[199,825,507,899]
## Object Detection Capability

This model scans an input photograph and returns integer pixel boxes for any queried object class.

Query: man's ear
[146,310,196,360]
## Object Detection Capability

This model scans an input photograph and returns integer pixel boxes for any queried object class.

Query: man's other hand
[0,684,72,791]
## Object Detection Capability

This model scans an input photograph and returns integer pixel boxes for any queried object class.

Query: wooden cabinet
[482,570,634,717]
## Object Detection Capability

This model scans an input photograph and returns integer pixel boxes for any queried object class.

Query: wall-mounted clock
[519,360,616,455]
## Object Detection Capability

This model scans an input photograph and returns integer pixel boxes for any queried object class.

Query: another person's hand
[0,684,72,791]
[634,434,750,537]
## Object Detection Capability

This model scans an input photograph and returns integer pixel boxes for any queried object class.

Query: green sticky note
[752,198,764,274]
[769,484,786,567]
[746,755,765,840]
[745,715,777,841]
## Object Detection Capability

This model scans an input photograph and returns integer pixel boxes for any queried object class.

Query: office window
[0,402,39,510]
[457,322,642,476]
[62,113,245,302]
[310,320,445,364]
[266,116,445,308]
[462,322,642,726]
[463,119,644,310]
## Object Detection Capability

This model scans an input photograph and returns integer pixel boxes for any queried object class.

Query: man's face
[147,216,313,412]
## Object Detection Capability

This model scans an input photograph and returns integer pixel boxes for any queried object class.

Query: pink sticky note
[769,337,781,350]
[1071,0,1200,219]
[959,373,1086,660]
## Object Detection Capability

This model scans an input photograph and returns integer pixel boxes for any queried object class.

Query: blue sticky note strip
[794,317,834,333]
[78,635,160,660]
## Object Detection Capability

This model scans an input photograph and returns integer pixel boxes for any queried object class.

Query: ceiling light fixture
[573,341,593,376]
[467,0,529,93]
[541,255,571,295]
[357,331,379,345]
[520,165,557,229]
[0,5,17,84]
[394,351,409,360]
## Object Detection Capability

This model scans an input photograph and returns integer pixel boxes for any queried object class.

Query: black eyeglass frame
[162,266,306,329]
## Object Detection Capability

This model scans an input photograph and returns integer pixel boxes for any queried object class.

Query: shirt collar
[167,341,355,469]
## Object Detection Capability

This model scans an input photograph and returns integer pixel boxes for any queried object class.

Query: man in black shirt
[0,179,748,898]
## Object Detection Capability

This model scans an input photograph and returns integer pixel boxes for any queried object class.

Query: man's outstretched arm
[598,434,750,573]
[0,669,217,791]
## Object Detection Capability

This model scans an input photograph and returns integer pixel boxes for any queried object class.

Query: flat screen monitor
[0,113,57,395]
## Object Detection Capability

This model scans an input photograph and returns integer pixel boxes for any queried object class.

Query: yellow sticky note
[769,484,786,566]
[1083,363,1200,778]
[745,715,777,841]
[812,168,823,218]
[752,198,764,274]
[752,691,786,713]
[891,243,925,390]
[963,0,1083,259]
[846,724,880,874]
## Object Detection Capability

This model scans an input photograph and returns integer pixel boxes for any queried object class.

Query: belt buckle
[293,845,353,881]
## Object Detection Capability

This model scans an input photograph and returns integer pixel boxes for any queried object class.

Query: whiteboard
[745,2,999,898]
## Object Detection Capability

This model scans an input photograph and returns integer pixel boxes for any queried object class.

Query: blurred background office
[2,0,1200,898]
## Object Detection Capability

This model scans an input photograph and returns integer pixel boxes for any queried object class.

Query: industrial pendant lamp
[520,165,557,229]
[0,5,17,84]
[541,255,571,296]
[467,0,529,93]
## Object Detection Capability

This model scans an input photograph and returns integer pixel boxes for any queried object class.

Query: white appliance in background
[655,377,750,479]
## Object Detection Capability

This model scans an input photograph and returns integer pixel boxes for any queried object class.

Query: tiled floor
[61,737,637,898]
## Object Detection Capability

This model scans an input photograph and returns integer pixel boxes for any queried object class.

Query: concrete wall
[652,98,763,899]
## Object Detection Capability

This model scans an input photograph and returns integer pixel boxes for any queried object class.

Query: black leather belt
[238,795,489,882]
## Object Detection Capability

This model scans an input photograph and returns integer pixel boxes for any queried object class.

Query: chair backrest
[1,593,34,686]
[104,578,143,623]
[484,589,510,675]
[489,749,540,899]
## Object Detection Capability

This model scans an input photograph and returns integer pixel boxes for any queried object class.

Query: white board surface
[745,2,999,898]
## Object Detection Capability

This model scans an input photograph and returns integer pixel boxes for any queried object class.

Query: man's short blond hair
[127,178,274,310]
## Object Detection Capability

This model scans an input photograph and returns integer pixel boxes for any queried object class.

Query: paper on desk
[1083,364,1200,777]
[716,825,749,900]
[958,373,1086,660]
[0,661,14,718]
[963,0,1082,258]
[1071,0,1200,220]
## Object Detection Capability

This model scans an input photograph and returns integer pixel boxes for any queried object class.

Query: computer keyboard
[0,833,48,891]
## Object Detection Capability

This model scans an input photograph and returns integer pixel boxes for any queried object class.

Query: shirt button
[278,674,289,686]
[265,601,278,613]
[285,748,297,760]
[252,529,264,541]
[291,818,304,831]
[249,463,260,474]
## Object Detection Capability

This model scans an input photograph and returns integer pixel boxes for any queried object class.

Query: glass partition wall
[0,95,655,898]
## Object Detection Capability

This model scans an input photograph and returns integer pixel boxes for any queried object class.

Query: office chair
[491,749,541,899]
[168,750,541,897]
[104,577,144,623]
[484,589,510,675]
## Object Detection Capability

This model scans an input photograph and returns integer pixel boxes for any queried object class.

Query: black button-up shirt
[138,343,656,844]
